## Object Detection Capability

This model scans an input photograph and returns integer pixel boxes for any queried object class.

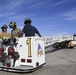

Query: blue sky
[0,0,76,36]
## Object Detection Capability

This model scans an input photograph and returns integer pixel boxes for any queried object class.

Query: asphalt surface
[0,47,76,75]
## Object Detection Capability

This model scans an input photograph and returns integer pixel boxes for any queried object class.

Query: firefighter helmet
[9,22,16,28]
[1,24,8,29]
[24,18,32,24]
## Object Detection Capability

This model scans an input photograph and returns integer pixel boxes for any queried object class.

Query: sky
[0,0,76,36]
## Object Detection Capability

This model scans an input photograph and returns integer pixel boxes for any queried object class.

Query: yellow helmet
[9,22,16,28]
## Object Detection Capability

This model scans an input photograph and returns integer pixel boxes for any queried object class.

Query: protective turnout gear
[0,24,10,39]
[1,24,8,29]
[0,32,10,39]
[9,22,16,28]
[11,28,22,38]
[24,18,32,24]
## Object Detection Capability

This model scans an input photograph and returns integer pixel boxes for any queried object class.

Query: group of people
[0,18,42,39]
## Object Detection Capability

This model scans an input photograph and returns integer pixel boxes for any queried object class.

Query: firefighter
[19,18,42,37]
[9,22,22,38]
[0,24,10,39]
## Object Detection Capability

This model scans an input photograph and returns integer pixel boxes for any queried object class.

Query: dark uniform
[22,24,39,37]
[22,18,41,37]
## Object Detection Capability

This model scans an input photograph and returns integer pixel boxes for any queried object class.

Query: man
[20,18,42,37]
[0,25,10,39]
[9,22,22,38]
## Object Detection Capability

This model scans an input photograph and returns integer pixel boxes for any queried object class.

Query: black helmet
[1,24,8,29]
[9,22,16,28]
[24,18,32,24]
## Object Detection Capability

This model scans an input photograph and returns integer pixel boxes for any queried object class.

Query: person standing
[20,18,42,37]
[9,22,22,38]
[0,24,10,39]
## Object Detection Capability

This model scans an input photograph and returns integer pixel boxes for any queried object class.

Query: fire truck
[44,35,76,49]
[0,37,45,72]
[0,35,76,73]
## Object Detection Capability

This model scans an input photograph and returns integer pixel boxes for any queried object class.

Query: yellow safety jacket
[0,31,11,39]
